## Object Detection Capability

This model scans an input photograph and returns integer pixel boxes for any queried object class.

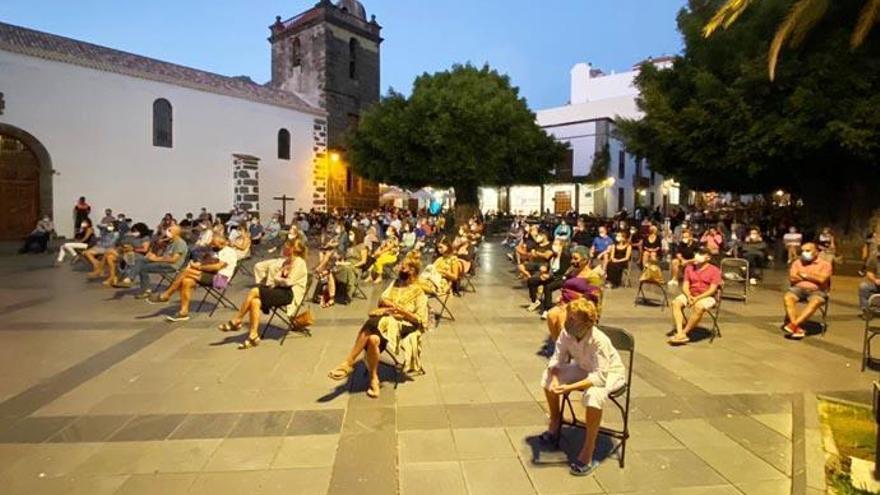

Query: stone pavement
[0,242,874,495]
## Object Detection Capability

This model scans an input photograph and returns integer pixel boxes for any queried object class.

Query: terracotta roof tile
[0,21,324,116]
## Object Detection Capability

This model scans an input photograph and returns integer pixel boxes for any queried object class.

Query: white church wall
[0,50,319,236]
[542,121,597,177]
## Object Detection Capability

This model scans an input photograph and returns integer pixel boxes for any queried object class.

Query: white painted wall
[0,50,320,236]
[542,121,597,177]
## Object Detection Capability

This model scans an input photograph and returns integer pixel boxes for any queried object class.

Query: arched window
[292,38,302,68]
[152,98,173,148]
[277,129,291,160]
[349,38,359,79]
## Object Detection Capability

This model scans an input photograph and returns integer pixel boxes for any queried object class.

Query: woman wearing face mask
[641,225,662,267]
[56,218,95,265]
[367,227,400,284]
[328,254,428,398]
[540,298,626,478]
[605,232,632,289]
[526,239,571,312]
[544,247,604,341]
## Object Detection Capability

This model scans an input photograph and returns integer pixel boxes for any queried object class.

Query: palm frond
[703,0,755,37]
[768,0,829,80]
[852,0,880,48]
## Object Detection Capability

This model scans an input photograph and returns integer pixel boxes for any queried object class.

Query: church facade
[0,0,381,239]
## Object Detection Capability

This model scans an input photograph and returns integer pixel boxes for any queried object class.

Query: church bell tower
[269,0,382,210]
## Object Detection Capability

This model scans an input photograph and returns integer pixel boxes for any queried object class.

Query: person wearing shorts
[668,248,722,346]
[783,242,832,340]
[147,236,238,322]
[540,298,626,478]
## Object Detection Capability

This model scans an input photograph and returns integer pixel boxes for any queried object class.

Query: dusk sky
[0,0,686,109]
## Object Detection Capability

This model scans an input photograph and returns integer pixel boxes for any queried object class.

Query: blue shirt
[592,235,613,254]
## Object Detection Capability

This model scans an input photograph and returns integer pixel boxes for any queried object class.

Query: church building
[0,0,381,239]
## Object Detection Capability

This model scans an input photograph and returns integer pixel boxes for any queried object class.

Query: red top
[684,263,722,296]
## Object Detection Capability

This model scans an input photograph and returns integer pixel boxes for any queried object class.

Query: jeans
[859,281,880,311]
[743,252,765,279]
[133,257,177,290]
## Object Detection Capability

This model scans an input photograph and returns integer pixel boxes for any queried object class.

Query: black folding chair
[427,280,455,323]
[196,266,240,317]
[352,268,369,300]
[862,294,880,371]
[556,326,634,468]
[259,273,315,344]
[633,280,669,310]
[783,285,830,336]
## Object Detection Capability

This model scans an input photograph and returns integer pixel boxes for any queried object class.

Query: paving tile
[72,442,156,476]
[341,406,395,434]
[400,461,467,495]
[107,414,187,441]
[287,409,344,436]
[593,449,728,493]
[399,429,457,463]
[445,403,499,429]
[129,439,221,474]
[452,427,516,460]
[48,414,133,443]
[461,458,535,495]
[440,383,491,404]
[202,437,283,472]
[736,479,792,495]
[494,401,547,427]
[328,431,396,495]
[228,410,292,438]
[521,460,605,494]
[626,420,685,451]
[261,467,333,495]
[397,405,449,431]
[114,472,198,495]
[0,416,75,443]
[188,470,268,495]
[168,412,241,440]
[271,434,339,468]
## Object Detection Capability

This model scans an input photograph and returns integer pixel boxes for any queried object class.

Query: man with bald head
[133,224,189,299]
[783,242,832,339]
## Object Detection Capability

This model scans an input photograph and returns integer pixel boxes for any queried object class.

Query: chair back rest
[599,325,634,354]
[720,257,748,271]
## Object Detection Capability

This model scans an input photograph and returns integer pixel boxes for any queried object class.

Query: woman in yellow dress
[328,254,428,398]
[367,227,400,283]
[419,239,461,296]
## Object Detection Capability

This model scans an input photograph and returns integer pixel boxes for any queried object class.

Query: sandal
[237,337,260,350]
[569,460,599,477]
[327,363,354,381]
[366,379,380,399]
[667,335,690,346]
[218,320,242,332]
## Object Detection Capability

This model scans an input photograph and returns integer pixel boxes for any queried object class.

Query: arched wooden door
[0,134,41,239]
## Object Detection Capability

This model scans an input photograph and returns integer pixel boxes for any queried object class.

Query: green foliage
[348,64,568,205]
[584,144,610,184]
[617,0,880,230]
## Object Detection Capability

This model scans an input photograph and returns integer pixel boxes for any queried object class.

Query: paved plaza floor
[0,242,875,494]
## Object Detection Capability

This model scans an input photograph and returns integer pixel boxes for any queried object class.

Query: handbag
[292,309,315,328]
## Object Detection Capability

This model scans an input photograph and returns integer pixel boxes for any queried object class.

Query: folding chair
[783,285,830,336]
[675,288,723,343]
[152,249,193,292]
[196,266,240,317]
[427,280,455,323]
[633,280,669,310]
[351,268,369,300]
[259,273,315,344]
[556,326,634,468]
[720,258,749,304]
[237,256,255,278]
[863,294,880,372]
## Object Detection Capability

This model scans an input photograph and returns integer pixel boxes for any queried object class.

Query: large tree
[617,0,880,234]
[348,64,567,224]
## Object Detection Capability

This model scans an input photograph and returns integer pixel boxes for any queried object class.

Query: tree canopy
[348,64,567,211]
[617,0,880,231]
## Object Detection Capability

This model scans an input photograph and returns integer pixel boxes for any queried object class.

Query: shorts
[788,286,827,303]
[213,274,230,290]
[541,364,626,410]
[673,294,717,310]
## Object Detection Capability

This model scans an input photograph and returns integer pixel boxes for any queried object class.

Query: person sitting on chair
[859,250,880,316]
[510,224,540,264]
[526,239,571,312]
[84,224,120,279]
[517,231,552,279]
[419,240,461,296]
[19,215,55,254]
[571,218,592,248]
[668,230,697,287]
[741,228,768,285]
[540,298,626,478]
[589,225,613,269]
[327,254,428,399]
[55,218,95,265]
[668,248,722,346]
[230,222,252,261]
[367,228,400,284]
[217,239,308,349]
[544,247,604,340]
[604,232,632,289]
[148,236,238,322]
[641,225,662,267]
[131,225,188,299]
[783,242,832,340]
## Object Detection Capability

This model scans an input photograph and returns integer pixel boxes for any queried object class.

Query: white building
[480,57,682,216]
[0,21,328,238]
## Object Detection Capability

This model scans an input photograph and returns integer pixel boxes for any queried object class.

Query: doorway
[0,126,51,240]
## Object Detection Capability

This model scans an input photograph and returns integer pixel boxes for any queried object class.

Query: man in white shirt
[148,236,238,322]
[540,299,626,477]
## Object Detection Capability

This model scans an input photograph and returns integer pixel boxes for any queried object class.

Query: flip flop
[237,337,260,350]
[667,335,690,346]
[327,363,354,381]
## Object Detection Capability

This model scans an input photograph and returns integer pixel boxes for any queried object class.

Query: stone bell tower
[269,0,382,210]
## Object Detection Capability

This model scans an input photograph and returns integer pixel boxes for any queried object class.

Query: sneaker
[782,322,798,335]
[134,290,152,300]
[790,328,805,340]
[667,279,678,287]
[165,313,191,323]
[569,460,599,477]
[749,278,757,285]
[506,253,514,262]
[146,295,169,305]
[527,300,542,312]
[540,310,548,320]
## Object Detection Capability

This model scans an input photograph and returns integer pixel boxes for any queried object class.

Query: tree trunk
[453,184,480,230]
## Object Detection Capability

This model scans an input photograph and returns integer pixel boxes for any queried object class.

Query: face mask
[801,252,814,262]
[694,254,707,264]
[616,236,624,243]
[567,322,590,341]
[80,223,88,229]
[106,226,115,232]
[288,233,297,240]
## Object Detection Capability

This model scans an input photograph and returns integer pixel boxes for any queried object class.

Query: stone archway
[0,124,53,240]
